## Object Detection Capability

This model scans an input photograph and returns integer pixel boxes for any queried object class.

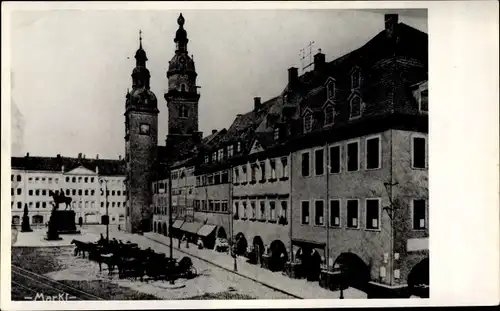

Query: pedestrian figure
[178,236,182,248]
[197,237,204,249]
[118,224,121,231]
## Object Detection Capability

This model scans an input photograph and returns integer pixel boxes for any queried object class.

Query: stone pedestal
[46,210,80,241]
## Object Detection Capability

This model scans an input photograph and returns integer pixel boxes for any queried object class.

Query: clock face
[139,124,150,135]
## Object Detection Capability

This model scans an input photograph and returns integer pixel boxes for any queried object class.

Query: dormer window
[327,80,335,100]
[350,96,362,119]
[324,105,335,125]
[351,68,361,89]
[218,149,224,160]
[179,105,188,118]
[274,127,280,140]
[420,89,428,112]
[303,112,313,133]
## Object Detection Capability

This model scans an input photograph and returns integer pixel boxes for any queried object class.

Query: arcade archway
[408,258,429,298]
[333,252,370,290]
[217,226,227,239]
[234,232,247,256]
[269,239,288,271]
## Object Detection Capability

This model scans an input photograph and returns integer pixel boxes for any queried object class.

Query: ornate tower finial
[178,13,185,27]
[139,29,142,48]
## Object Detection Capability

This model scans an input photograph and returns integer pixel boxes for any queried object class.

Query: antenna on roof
[299,41,315,74]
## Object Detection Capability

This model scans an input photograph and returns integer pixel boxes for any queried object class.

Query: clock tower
[124,32,159,233]
[165,13,201,152]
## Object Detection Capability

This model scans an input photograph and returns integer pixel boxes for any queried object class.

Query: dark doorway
[234,232,247,256]
[154,222,157,233]
[408,258,429,298]
[269,240,288,271]
[163,223,167,236]
[217,226,227,239]
[334,252,370,290]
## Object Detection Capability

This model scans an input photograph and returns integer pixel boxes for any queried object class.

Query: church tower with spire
[124,31,159,233]
[165,13,202,154]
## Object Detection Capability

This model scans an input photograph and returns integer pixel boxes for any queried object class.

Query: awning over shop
[197,224,217,237]
[172,220,184,229]
[181,221,204,234]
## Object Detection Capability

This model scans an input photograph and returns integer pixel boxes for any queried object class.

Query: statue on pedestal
[21,204,33,232]
[49,189,72,210]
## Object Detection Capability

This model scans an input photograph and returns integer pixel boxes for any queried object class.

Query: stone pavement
[143,232,367,299]
[13,228,101,247]
[87,226,366,299]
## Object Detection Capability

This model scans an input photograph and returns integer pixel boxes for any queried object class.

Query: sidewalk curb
[145,234,303,299]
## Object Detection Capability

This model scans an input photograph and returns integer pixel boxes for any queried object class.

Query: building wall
[290,129,428,286]
[390,130,429,286]
[232,154,292,254]
[126,111,158,233]
[10,168,126,227]
[193,177,230,235]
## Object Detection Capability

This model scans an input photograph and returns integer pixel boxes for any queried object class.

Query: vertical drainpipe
[389,130,394,286]
[288,151,293,262]
[325,143,330,270]
[228,166,233,254]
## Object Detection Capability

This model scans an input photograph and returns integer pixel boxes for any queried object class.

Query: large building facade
[128,13,428,296]
[11,153,126,228]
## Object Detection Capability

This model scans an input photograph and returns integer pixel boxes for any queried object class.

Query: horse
[49,190,72,210]
[71,239,93,258]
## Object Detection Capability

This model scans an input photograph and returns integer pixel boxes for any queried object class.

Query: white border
[2,1,500,309]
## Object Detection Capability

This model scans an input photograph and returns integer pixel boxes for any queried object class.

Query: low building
[11,153,126,227]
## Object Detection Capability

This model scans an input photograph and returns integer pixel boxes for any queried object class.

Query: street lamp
[99,178,109,242]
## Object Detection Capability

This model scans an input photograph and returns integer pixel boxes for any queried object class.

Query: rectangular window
[250,201,256,218]
[270,159,276,179]
[329,200,340,227]
[314,149,324,175]
[251,164,257,182]
[260,161,266,182]
[209,200,214,211]
[412,137,426,169]
[204,155,209,163]
[228,145,234,157]
[208,174,214,185]
[347,141,359,172]
[259,201,266,219]
[413,199,426,229]
[233,168,239,183]
[366,136,381,169]
[270,201,276,220]
[301,201,310,225]
[347,200,359,228]
[315,200,324,225]
[242,166,247,182]
[366,199,380,229]
[329,145,341,173]
[281,201,288,219]
[221,201,228,212]
[196,177,200,187]
[214,172,221,184]
[420,90,428,112]
[234,201,239,216]
[218,149,224,160]
[281,157,289,178]
[301,152,310,176]
[221,171,229,183]
[201,200,206,211]
[242,201,247,218]
[215,201,221,212]
[29,190,33,196]
[213,152,217,162]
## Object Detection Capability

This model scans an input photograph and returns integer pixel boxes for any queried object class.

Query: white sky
[10,9,427,159]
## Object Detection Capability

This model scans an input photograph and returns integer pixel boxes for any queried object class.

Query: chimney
[119,155,122,160]
[61,165,65,173]
[236,114,243,117]
[96,166,99,174]
[288,67,298,89]
[25,152,29,157]
[96,154,99,160]
[254,97,261,111]
[212,129,217,135]
[314,49,326,71]
[385,14,398,38]
[78,153,82,159]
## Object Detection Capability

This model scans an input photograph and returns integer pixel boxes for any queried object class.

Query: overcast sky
[10,9,427,159]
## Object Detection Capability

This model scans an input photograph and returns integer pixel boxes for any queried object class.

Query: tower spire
[139,29,142,49]
[174,13,189,52]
